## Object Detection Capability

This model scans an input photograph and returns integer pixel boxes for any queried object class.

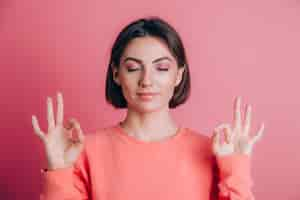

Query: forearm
[213,154,254,200]
[40,165,89,199]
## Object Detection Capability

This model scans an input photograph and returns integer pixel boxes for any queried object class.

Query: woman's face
[113,36,185,113]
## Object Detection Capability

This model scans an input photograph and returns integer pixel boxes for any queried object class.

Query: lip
[137,92,159,101]
[137,92,159,96]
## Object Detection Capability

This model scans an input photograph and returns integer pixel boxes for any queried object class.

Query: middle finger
[47,97,55,131]
[56,92,64,126]
[243,104,252,136]
[233,96,242,130]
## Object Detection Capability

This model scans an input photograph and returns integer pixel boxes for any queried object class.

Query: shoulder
[82,125,118,154]
[184,127,212,146]
[183,127,214,156]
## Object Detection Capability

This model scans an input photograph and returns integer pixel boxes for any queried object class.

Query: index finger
[69,118,85,143]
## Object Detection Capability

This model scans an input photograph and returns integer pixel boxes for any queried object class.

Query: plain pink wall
[1,0,299,199]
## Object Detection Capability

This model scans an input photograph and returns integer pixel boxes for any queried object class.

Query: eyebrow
[123,56,173,65]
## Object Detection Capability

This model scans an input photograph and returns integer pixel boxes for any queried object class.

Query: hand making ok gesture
[212,96,265,156]
[31,92,85,170]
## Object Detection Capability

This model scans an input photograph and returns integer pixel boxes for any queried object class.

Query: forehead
[120,36,174,63]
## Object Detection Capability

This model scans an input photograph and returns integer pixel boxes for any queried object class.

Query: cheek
[155,79,177,102]
[157,75,177,92]
[119,77,137,97]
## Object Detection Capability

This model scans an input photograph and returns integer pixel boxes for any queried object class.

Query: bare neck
[120,108,180,142]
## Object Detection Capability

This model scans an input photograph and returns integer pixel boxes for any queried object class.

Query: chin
[129,102,167,113]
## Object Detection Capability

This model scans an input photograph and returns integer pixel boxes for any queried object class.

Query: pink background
[1,0,299,199]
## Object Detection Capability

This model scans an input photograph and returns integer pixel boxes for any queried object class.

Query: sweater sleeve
[210,153,255,200]
[39,148,91,200]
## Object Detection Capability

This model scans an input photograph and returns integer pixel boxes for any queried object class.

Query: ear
[175,66,185,87]
[112,66,120,85]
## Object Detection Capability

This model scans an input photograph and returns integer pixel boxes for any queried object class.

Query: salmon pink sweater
[40,123,254,200]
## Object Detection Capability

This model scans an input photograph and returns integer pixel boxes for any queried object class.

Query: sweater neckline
[113,121,186,145]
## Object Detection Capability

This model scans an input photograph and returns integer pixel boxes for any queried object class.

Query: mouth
[137,92,159,96]
[137,92,159,100]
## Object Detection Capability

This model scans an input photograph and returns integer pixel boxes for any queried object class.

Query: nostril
[139,80,152,87]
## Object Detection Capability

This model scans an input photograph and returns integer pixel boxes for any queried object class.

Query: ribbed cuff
[216,153,252,182]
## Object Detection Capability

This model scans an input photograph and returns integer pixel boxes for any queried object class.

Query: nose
[139,68,153,88]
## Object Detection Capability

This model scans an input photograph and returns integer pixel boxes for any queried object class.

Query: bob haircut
[105,16,191,109]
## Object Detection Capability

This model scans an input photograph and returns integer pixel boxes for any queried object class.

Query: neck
[120,107,179,142]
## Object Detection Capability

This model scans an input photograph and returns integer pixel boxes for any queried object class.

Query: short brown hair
[105,16,191,109]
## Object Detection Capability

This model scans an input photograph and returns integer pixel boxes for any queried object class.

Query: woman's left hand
[212,96,265,156]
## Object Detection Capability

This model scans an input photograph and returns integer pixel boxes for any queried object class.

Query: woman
[32,16,265,200]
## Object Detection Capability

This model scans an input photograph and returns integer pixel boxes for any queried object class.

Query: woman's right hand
[32,92,85,170]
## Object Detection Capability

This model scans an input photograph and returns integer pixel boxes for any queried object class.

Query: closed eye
[156,63,170,71]
[127,68,139,72]
[157,68,169,71]
[125,64,170,72]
